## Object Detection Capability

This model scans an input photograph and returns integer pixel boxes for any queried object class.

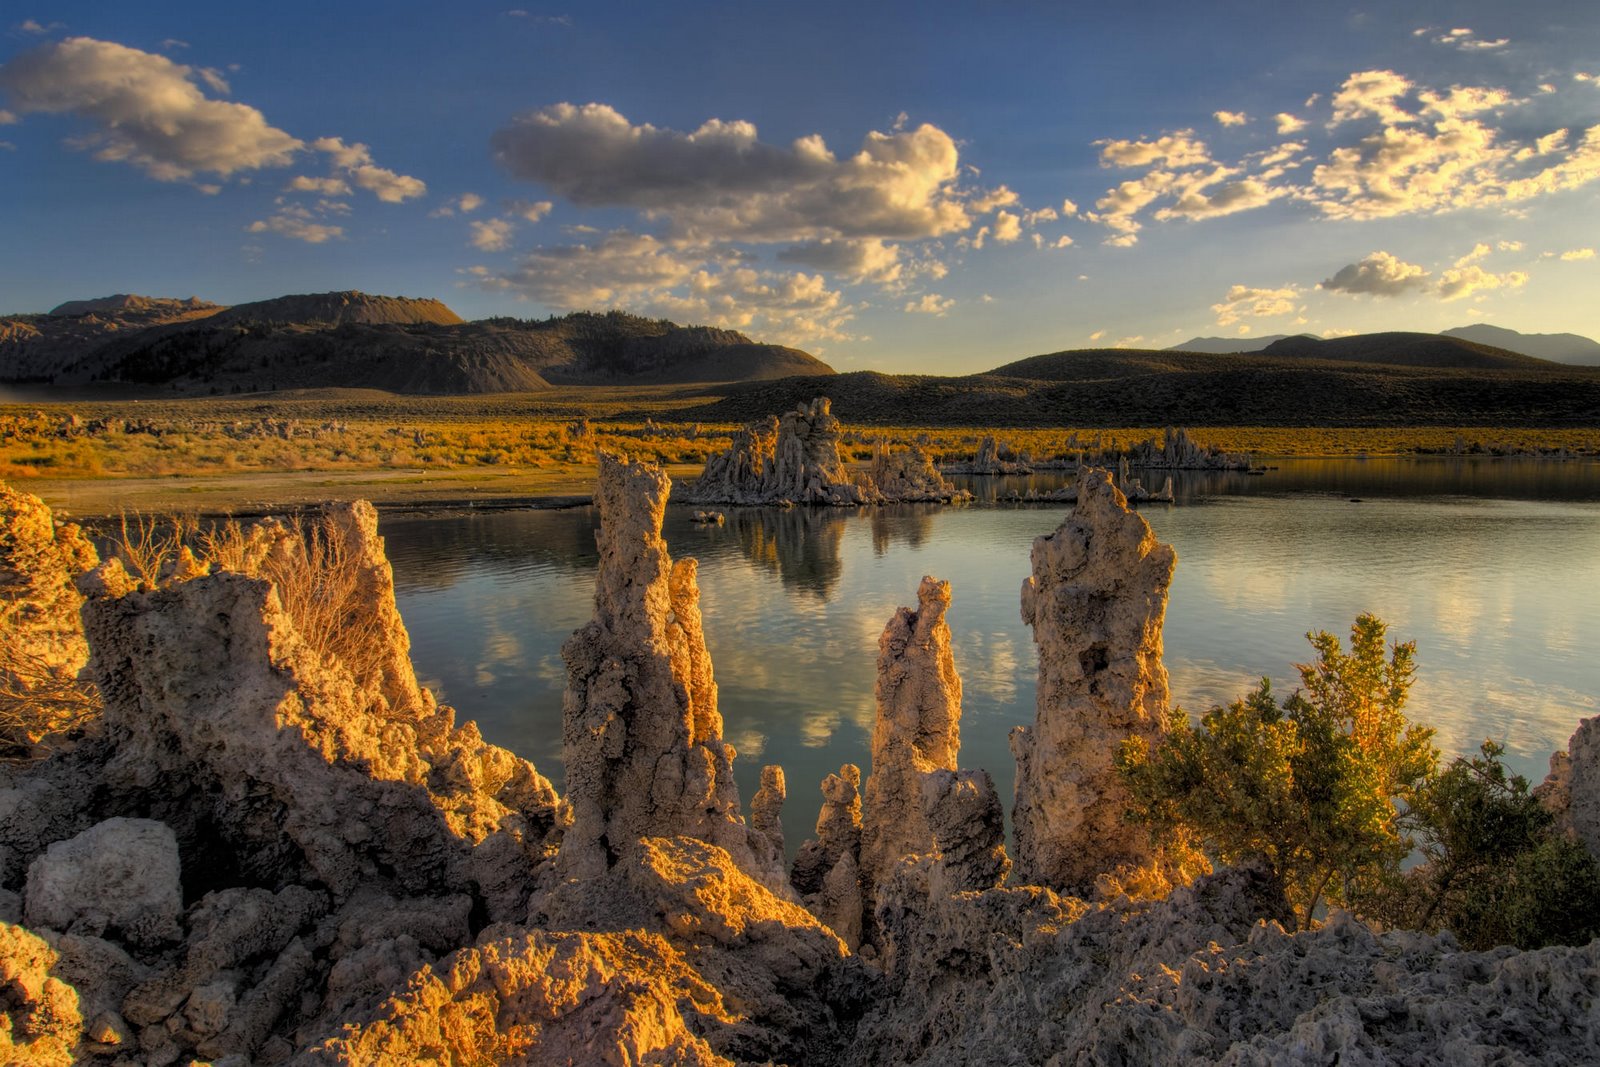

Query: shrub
[1117,614,1437,928]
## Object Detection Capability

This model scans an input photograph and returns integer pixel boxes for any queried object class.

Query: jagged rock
[23,817,181,951]
[0,483,97,684]
[865,441,967,502]
[1128,425,1250,470]
[685,398,874,506]
[299,929,734,1066]
[1012,467,1177,894]
[751,765,787,877]
[528,835,865,1064]
[942,435,1033,475]
[559,453,786,893]
[1537,712,1600,859]
[791,764,863,898]
[69,500,566,920]
[0,921,81,1066]
[920,769,1009,895]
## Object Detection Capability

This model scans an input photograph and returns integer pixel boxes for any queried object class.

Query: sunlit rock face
[0,482,97,689]
[73,508,565,921]
[559,452,788,892]
[1012,467,1177,894]
[686,397,873,506]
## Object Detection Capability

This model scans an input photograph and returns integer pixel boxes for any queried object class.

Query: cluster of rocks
[1124,426,1252,471]
[684,398,966,506]
[941,435,1034,475]
[4,463,1600,1064]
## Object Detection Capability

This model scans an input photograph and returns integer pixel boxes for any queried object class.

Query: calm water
[383,457,1600,849]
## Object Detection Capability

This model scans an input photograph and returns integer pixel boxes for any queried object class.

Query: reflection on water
[384,457,1600,854]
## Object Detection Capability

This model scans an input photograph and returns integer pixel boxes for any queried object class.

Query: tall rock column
[1012,468,1177,894]
[559,452,785,891]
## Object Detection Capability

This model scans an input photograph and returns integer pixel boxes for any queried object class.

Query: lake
[382,457,1600,850]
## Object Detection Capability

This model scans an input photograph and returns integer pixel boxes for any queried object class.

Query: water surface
[383,457,1600,849]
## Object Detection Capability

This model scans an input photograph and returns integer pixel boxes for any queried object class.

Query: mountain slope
[1167,334,1307,353]
[1257,331,1554,370]
[210,291,464,327]
[1441,324,1600,366]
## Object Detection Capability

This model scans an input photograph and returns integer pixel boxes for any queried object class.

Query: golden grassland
[3,390,1597,515]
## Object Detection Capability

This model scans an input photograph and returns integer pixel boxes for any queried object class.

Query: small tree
[1355,741,1600,950]
[1117,614,1437,928]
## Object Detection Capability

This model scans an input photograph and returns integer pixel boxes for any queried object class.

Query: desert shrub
[0,613,98,761]
[1117,614,1437,928]
[1354,741,1600,950]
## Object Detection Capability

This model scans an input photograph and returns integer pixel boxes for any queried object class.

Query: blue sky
[3,2,1599,373]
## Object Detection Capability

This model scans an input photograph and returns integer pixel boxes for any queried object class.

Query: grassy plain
[3,388,1597,517]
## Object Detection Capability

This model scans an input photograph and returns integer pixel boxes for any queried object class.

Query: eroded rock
[23,817,181,952]
[560,453,787,894]
[685,398,873,506]
[1012,467,1177,894]
[1537,712,1600,859]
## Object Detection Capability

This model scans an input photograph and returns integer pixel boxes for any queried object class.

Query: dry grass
[0,605,98,762]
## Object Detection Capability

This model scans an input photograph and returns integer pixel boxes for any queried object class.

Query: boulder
[23,817,181,951]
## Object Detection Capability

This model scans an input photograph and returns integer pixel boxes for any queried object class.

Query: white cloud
[991,209,1022,242]
[1113,335,1145,348]
[490,102,970,243]
[0,36,301,180]
[970,185,1018,212]
[777,237,902,284]
[1559,247,1596,260]
[0,108,14,125]
[1211,284,1300,326]
[1453,242,1491,267]
[1060,197,1078,216]
[1097,130,1210,168]
[1498,240,1524,251]
[1088,329,1106,341]
[161,38,189,50]
[1214,110,1249,127]
[1054,235,1073,248]
[247,206,343,244]
[1023,206,1058,225]
[1153,167,1286,222]
[1318,251,1431,296]
[15,20,57,35]
[457,192,484,213]
[1275,113,1307,135]
[508,198,553,222]
[470,217,515,251]
[1437,264,1527,300]
[309,136,426,202]
[1329,70,1415,126]
[904,293,954,316]
[286,175,350,196]
[1432,28,1509,52]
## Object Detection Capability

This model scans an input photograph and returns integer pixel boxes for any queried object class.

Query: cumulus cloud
[1215,110,1249,127]
[309,136,426,203]
[0,36,301,180]
[490,102,969,242]
[1329,70,1416,126]
[970,185,1018,212]
[1152,167,1287,222]
[777,237,902,284]
[1559,247,1595,260]
[1437,264,1527,300]
[457,192,484,213]
[1453,242,1491,267]
[248,205,343,244]
[1097,130,1210,168]
[508,198,553,222]
[1275,113,1307,134]
[1211,284,1300,326]
[286,175,350,196]
[470,217,515,251]
[1318,251,1431,296]
[904,293,954,316]
[991,209,1022,242]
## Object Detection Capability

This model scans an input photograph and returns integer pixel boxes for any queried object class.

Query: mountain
[1256,331,1555,370]
[1167,334,1308,353]
[1,293,833,393]
[48,295,219,317]
[1441,324,1600,366]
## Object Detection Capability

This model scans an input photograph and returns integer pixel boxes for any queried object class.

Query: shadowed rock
[686,398,873,506]
[1538,713,1600,860]
[559,452,788,893]
[1012,467,1177,894]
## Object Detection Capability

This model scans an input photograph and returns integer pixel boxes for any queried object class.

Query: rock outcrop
[942,435,1033,475]
[559,452,788,893]
[685,398,874,506]
[1537,712,1600,859]
[790,765,866,947]
[1012,467,1178,894]
[1127,425,1250,470]
[865,440,967,502]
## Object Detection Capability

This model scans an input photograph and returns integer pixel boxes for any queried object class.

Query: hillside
[1257,332,1557,370]
[1442,324,1600,366]
[1,294,834,393]
[685,343,1600,427]
[1167,334,1307,353]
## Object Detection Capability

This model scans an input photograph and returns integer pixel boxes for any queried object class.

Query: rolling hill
[0,293,834,393]
[1441,324,1600,366]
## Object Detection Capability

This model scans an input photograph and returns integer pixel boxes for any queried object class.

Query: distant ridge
[1441,324,1600,366]
[1167,334,1308,353]
[1258,331,1554,370]
[49,295,218,317]
[2,292,833,393]
[211,291,464,327]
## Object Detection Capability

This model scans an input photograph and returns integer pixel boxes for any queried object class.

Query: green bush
[1117,614,1437,928]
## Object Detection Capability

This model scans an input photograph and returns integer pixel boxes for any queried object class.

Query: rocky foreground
[2,465,1599,1065]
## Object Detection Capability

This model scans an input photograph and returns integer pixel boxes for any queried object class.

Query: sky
[2,1,1599,374]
